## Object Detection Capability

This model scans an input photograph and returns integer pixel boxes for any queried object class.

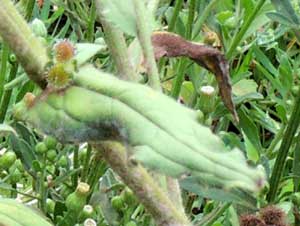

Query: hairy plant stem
[132,0,162,91]
[95,0,138,81]
[0,62,18,123]
[0,0,49,88]
[94,141,191,226]
[226,0,266,59]
[267,86,300,202]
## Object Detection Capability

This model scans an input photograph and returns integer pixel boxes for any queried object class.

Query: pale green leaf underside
[15,65,266,193]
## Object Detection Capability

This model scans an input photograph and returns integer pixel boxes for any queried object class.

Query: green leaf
[271,0,300,25]
[74,43,107,66]
[0,198,53,226]
[232,79,258,96]
[15,65,266,193]
[266,12,297,27]
[0,124,17,136]
[238,107,262,152]
[180,177,257,209]
[100,0,137,36]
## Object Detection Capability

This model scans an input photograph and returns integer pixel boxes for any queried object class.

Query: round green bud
[66,182,90,215]
[46,198,55,214]
[122,187,137,206]
[46,149,57,162]
[35,142,48,154]
[44,136,57,149]
[31,18,47,37]
[0,151,17,169]
[111,196,124,211]
[9,168,22,184]
[15,159,24,172]
[57,156,68,168]
[9,54,17,64]
[79,205,96,222]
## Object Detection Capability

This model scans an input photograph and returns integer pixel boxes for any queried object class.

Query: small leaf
[74,43,107,66]
[232,79,258,96]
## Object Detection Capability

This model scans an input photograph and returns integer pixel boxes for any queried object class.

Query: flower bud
[31,18,47,37]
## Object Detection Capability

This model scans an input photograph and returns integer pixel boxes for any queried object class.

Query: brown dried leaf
[151,31,238,121]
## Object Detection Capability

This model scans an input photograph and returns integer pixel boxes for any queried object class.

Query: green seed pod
[30,18,47,38]
[57,156,69,168]
[121,187,137,206]
[197,86,215,115]
[9,168,22,184]
[78,205,96,222]
[35,142,48,154]
[46,198,55,214]
[9,54,17,64]
[15,159,24,173]
[46,149,57,162]
[111,196,124,211]
[66,182,90,215]
[0,151,17,170]
[44,136,57,149]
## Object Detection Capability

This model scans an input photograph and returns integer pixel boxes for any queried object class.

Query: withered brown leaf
[151,31,238,122]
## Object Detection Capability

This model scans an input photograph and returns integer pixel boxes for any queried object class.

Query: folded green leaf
[14,65,266,193]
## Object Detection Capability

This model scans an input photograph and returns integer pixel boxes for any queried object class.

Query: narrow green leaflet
[14,65,266,193]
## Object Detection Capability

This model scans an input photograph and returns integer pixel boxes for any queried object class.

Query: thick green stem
[192,0,219,39]
[0,44,9,100]
[133,0,162,91]
[81,144,92,182]
[0,62,18,122]
[168,0,184,32]
[95,0,138,81]
[72,146,79,189]
[86,0,96,42]
[95,141,191,226]
[293,133,300,192]
[0,0,49,88]
[226,0,266,59]
[170,0,196,99]
[267,87,300,202]
[185,0,196,40]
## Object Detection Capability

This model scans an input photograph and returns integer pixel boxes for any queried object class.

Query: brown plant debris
[151,31,238,122]
[260,205,288,226]
[239,206,289,226]
[240,214,266,226]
